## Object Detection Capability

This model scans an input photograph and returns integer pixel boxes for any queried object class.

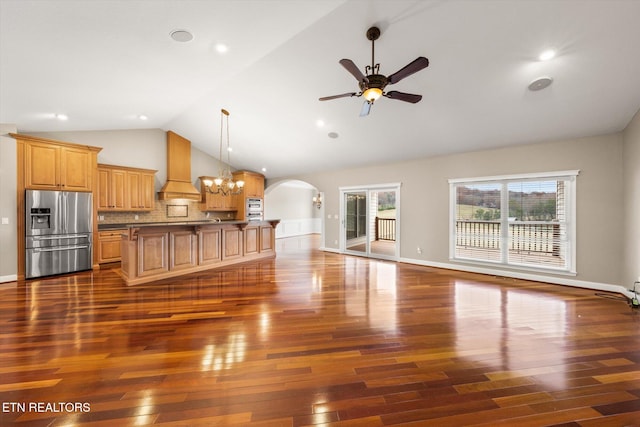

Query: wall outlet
[134,214,139,220]
[417,247,422,254]
[227,213,232,218]
[206,212,210,218]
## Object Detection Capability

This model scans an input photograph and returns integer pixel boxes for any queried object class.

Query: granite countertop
[98,219,278,230]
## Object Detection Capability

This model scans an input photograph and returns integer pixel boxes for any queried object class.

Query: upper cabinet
[198,176,238,212]
[23,138,99,192]
[97,164,156,211]
[233,171,264,199]
[97,166,126,210]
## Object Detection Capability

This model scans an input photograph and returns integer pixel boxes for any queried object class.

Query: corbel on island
[119,219,279,286]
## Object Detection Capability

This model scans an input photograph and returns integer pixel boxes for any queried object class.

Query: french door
[340,184,400,260]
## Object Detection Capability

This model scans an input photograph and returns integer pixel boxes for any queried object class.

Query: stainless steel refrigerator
[25,190,93,279]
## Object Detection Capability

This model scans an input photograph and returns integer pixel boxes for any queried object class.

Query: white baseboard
[398,256,634,299]
[319,246,340,254]
[0,274,17,283]
[276,218,321,239]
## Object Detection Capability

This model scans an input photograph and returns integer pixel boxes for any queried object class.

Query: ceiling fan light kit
[319,26,429,116]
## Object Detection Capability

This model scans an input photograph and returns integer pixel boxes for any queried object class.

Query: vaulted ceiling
[2,0,640,178]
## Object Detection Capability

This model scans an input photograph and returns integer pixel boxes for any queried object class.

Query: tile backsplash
[97,199,236,224]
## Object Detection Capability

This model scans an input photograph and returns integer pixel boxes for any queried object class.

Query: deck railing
[456,220,561,255]
[375,217,396,241]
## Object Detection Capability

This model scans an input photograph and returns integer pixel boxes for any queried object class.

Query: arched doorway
[264,180,323,242]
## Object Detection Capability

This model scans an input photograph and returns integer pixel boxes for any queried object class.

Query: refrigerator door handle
[34,245,90,252]
[32,234,89,240]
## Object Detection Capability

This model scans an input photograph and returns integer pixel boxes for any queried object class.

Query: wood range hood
[157,131,201,201]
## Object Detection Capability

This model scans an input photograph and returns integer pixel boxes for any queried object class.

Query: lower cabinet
[98,229,127,264]
[244,225,259,255]
[198,228,222,265]
[242,224,275,256]
[121,221,279,285]
[223,228,243,260]
[137,231,169,277]
[170,230,197,271]
[260,225,275,253]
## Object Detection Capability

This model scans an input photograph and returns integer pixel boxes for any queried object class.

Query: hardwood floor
[1,234,639,426]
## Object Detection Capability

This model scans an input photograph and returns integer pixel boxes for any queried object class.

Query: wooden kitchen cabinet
[169,230,197,271]
[97,166,126,210]
[198,176,238,212]
[97,164,156,211]
[243,223,275,256]
[137,231,169,277]
[97,229,126,264]
[233,170,264,198]
[127,170,156,210]
[232,171,265,220]
[24,139,95,191]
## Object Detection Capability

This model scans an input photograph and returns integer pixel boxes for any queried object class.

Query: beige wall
[623,109,640,288]
[0,124,18,281]
[265,182,319,220]
[282,132,625,287]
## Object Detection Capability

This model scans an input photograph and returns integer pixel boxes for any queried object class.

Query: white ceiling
[2,0,640,179]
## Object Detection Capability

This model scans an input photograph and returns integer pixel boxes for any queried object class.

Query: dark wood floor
[1,235,639,426]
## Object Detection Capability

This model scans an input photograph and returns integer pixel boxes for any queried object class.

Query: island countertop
[99,219,280,230]
[119,219,280,286]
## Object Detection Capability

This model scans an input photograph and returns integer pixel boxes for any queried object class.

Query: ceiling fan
[319,26,429,116]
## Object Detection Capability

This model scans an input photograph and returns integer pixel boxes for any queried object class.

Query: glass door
[344,191,368,255]
[370,189,397,259]
[341,184,400,260]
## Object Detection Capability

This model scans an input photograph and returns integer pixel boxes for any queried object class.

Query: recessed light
[55,113,68,121]
[538,49,556,61]
[215,43,228,53]
[261,167,267,173]
[170,29,194,43]
[528,76,553,91]
[316,119,325,127]
[138,114,148,121]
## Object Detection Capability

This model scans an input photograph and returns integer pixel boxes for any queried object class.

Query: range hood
[157,131,201,201]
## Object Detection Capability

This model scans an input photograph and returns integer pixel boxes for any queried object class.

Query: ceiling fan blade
[359,101,372,117]
[384,91,423,103]
[387,57,429,85]
[339,59,369,83]
[319,92,358,101]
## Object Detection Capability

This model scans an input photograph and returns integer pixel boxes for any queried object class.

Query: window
[449,171,578,274]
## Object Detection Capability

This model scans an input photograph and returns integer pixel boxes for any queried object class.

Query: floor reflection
[454,279,569,389]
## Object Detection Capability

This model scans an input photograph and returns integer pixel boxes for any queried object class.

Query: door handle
[34,245,89,252]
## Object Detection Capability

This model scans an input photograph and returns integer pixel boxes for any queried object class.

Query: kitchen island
[119,219,279,286]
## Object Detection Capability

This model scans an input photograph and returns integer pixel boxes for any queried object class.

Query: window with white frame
[449,171,578,274]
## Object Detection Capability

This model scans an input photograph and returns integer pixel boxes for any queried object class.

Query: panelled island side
[118,219,279,286]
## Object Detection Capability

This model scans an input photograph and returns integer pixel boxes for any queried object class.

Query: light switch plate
[1,217,8,225]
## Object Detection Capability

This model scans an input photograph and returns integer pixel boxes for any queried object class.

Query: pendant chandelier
[203,108,244,196]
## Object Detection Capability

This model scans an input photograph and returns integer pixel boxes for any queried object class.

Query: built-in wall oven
[25,190,93,279]
[246,198,263,221]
